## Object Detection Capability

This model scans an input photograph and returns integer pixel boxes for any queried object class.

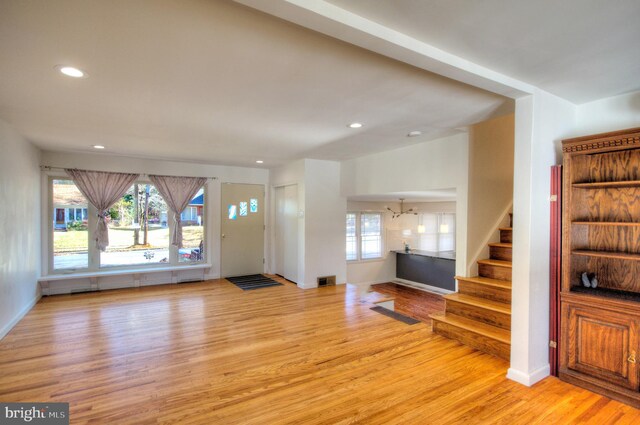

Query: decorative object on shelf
[404,242,410,253]
[386,198,418,219]
[580,272,599,288]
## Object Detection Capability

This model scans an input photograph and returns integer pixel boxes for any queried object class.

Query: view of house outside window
[179,188,205,263]
[52,179,89,270]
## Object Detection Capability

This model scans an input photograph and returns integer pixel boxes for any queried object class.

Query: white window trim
[47,175,207,275]
[347,211,384,262]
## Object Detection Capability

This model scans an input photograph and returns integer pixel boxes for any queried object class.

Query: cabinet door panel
[565,303,639,390]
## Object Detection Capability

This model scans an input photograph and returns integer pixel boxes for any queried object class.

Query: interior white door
[282,184,298,282]
[274,184,298,282]
[275,186,285,276]
[220,183,265,277]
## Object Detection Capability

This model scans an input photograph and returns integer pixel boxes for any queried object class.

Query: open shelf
[572,250,640,261]
[572,221,640,227]
[561,128,640,406]
[572,180,640,189]
[571,286,640,303]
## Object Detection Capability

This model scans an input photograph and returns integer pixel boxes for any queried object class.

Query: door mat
[226,274,283,290]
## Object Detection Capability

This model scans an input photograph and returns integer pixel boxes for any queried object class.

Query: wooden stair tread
[444,293,511,315]
[477,259,512,268]
[456,276,511,289]
[499,227,512,231]
[488,242,512,248]
[430,312,511,344]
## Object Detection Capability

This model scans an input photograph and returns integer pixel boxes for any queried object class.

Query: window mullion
[87,203,99,270]
[357,213,362,261]
[168,212,178,265]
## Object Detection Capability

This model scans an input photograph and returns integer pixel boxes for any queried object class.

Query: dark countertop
[393,250,456,260]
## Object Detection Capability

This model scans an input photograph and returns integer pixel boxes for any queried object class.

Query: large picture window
[346,212,383,261]
[48,177,207,273]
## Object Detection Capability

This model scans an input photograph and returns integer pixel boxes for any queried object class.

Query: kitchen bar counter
[394,250,456,292]
[393,250,455,260]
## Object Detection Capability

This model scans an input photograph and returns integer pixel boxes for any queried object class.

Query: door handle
[222,234,225,239]
[628,351,636,364]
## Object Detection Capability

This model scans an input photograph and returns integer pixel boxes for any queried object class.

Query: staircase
[430,223,512,361]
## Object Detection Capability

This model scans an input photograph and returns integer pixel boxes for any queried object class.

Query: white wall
[270,159,306,285]
[40,151,269,280]
[341,133,469,277]
[508,90,576,386]
[304,159,346,288]
[0,119,41,339]
[269,158,346,288]
[575,89,640,136]
[466,113,514,275]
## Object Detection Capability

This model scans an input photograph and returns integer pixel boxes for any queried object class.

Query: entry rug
[227,274,283,291]
[370,306,420,325]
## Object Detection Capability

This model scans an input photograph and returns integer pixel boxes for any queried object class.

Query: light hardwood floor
[1,278,639,424]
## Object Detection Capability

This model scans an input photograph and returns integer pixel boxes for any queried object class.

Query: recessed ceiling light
[348,122,363,129]
[407,131,422,137]
[93,145,105,149]
[55,65,87,78]
[256,160,264,164]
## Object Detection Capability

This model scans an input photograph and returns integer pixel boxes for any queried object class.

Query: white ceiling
[326,0,640,104]
[0,0,511,168]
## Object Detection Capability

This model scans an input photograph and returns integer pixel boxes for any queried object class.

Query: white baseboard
[346,280,389,287]
[0,293,41,341]
[507,364,550,387]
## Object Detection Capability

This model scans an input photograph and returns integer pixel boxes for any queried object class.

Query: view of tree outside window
[101,184,170,267]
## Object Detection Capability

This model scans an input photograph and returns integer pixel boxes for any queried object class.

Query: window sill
[39,263,211,282]
[347,258,386,265]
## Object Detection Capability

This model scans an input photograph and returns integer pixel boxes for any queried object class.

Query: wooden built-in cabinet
[560,127,640,408]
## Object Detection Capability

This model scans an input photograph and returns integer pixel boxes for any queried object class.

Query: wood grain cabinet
[559,128,640,407]
[563,302,639,391]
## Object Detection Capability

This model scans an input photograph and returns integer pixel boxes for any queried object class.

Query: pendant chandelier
[387,198,418,219]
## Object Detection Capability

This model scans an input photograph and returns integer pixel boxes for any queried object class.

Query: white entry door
[220,183,265,277]
[274,184,298,283]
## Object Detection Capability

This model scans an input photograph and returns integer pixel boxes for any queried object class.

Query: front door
[220,183,265,277]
